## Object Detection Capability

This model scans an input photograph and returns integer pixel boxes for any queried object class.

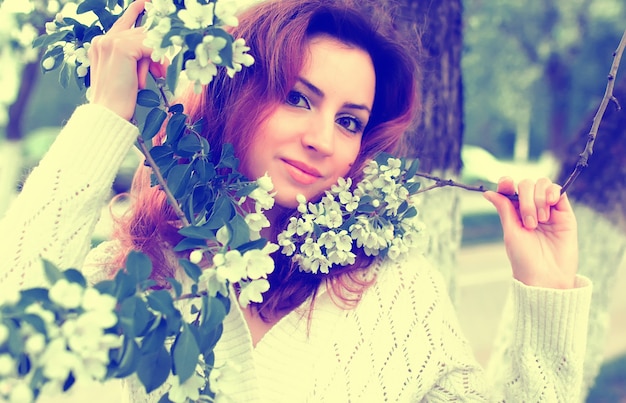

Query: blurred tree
[463,0,626,160]
[0,0,47,216]
[557,75,626,399]
[379,0,464,297]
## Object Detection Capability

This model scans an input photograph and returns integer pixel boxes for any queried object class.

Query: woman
[0,0,591,401]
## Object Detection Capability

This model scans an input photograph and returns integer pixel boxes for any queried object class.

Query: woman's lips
[282,159,322,185]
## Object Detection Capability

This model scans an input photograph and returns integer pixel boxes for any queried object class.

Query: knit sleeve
[483,276,592,402]
[422,265,592,402]
[0,104,138,292]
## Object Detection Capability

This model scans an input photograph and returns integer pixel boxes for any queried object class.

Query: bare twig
[412,30,626,202]
[560,28,626,194]
[413,172,519,201]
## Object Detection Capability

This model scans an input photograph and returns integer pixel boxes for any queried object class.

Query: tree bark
[387,0,465,298]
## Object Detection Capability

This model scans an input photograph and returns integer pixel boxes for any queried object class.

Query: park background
[0,0,625,401]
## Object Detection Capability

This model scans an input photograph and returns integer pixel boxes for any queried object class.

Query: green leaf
[403,206,418,219]
[94,279,116,296]
[146,290,178,319]
[172,322,200,383]
[141,318,167,353]
[167,51,184,95]
[206,197,234,229]
[93,8,119,31]
[167,163,194,199]
[113,270,137,301]
[64,269,87,287]
[173,236,210,252]
[227,215,250,249]
[142,108,167,142]
[113,335,140,378]
[356,203,377,213]
[77,0,106,13]
[166,113,187,145]
[137,89,161,108]
[405,158,420,180]
[178,259,203,282]
[217,143,239,169]
[177,134,202,155]
[43,260,64,284]
[18,288,49,306]
[178,225,217,240]
[374,152,394,167]
[119,296,153,337]
[202,296,227,333]
[126,251,153,283]
[59,61,72,89]
[137,346,172,394]
[237,238,268,253]
[166,277,183,298]
[33,31,73,49]
[20,314,47,335]
[406,181,421,194]
[169,103,184,114]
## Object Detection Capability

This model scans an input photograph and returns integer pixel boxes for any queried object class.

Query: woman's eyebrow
[297,77,372,114]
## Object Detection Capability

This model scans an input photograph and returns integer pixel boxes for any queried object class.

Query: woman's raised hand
[483,177,579,289]
[88,0,167,120]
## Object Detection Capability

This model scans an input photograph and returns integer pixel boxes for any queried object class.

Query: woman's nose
[301,117,334,156]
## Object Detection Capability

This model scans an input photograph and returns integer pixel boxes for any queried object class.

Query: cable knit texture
[0,104,593,402]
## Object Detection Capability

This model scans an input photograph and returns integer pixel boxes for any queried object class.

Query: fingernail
[524,215,536,228]
[538,208,547,222]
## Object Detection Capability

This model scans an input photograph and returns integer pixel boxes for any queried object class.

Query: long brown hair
[110,0,421,320]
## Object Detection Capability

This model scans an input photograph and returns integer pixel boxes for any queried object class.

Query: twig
[411,30,626,202]
[560,28,626,194]
[136,135,191,227]
[413,172,519,201]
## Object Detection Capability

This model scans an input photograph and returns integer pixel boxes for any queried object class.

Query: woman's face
[241,35,376,208]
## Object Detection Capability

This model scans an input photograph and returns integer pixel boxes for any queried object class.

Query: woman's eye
[286,91,310,109]
[336,115,363,134]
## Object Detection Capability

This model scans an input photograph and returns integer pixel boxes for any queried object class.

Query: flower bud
[76,65,88,77]
[45,21,57,35]
[189,249,204,264]
[42,57,55,71]
[55,13,64,24]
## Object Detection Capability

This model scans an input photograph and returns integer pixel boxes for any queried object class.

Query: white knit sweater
[0,104,592,402]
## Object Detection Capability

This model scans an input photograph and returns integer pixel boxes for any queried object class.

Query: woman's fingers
[108,0,147,33]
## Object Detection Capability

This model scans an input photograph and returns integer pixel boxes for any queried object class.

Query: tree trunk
[389,0,465,298]
[557,77,626,397]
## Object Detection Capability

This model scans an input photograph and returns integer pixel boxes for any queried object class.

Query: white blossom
[144,0,176,29]
[214,0,239,27]
[238,279,270,307]
[8,381,33,403]
[49,279,84,309]
[214,250,247,283]
[226,38,255,78]
[178,0,214,29]
[168,373,205,403]
[143,16,174,62]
